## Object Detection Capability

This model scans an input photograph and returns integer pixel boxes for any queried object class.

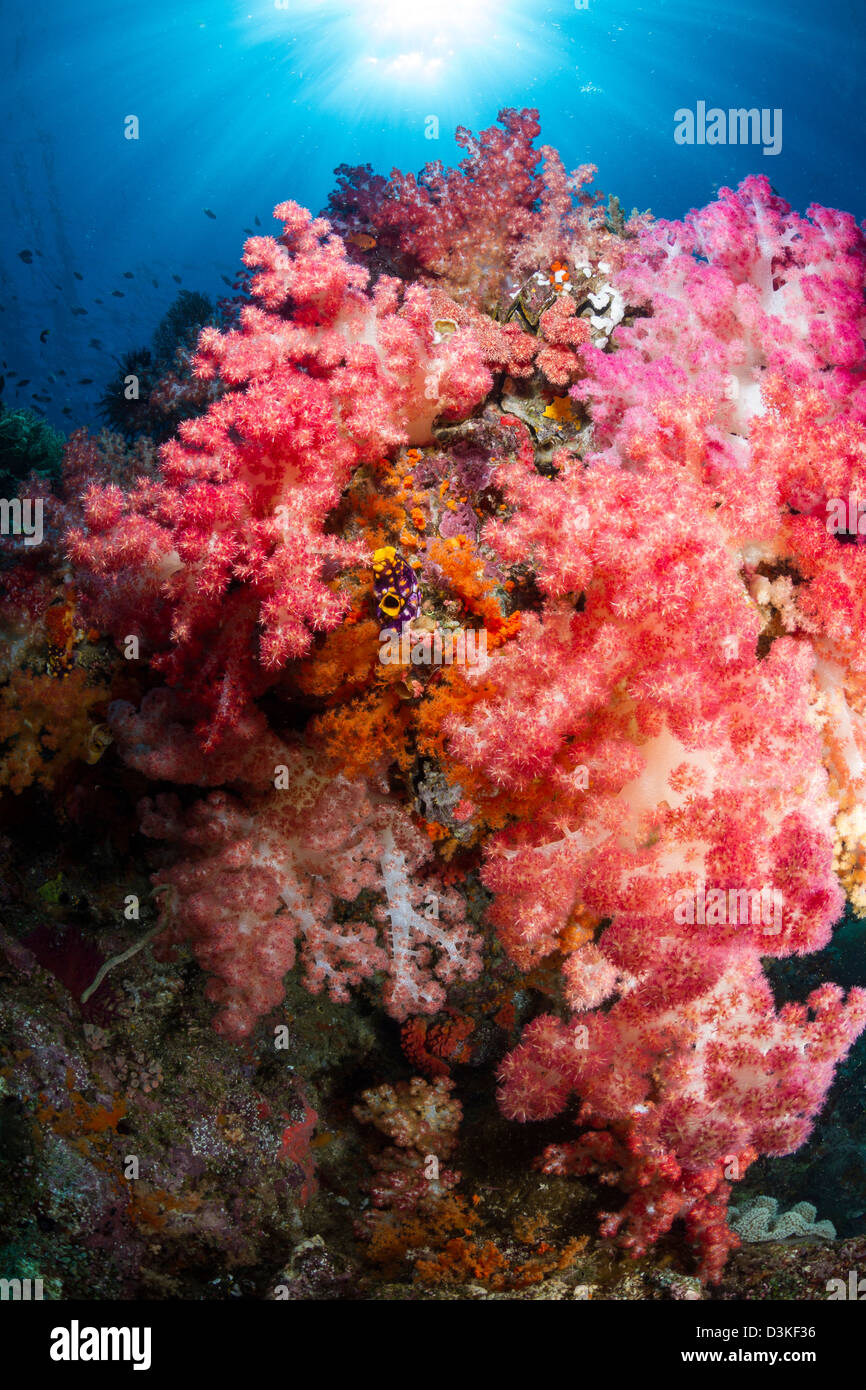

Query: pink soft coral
[69,202,491,745]
[142,749,482,1040]
[577,175,866,468]
[451,380,866,1278]
[500,970,865,1284]
[329,108,631,313]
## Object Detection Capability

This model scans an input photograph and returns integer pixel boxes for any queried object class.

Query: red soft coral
[69,204,492,746]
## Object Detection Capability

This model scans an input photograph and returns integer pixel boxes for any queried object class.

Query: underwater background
[2,0,866,1307]
[2,0,865,432]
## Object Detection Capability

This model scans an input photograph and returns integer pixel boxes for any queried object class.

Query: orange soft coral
[0,666,109,794]
[426,535,519,646]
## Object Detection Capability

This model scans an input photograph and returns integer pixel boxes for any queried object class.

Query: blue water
[1,0,864,430]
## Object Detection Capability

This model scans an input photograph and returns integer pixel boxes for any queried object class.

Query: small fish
[243,227,253,234]
[18,249,33,263]
[0,375,4,394]
[172,274,182,284]
[221,275,233,286]
[33,393,51,403]
[57,369,67,376]
[347,232,376,251]
[16,379,30,388]
[73,271,84,281]
[61,407,73,416]
[203,208,216,219]
[40,328,50,342]
[93,298,103,305]
[78,378,94,385]
[88,339,102,350]
[254,215,261,226]
[123,271,134,279]
[111,290,125,298]
[72,307,88,316]
[152,279,159,288]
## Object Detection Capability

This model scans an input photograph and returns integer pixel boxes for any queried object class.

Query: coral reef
[140,763,482,1041]
[728,1195,835,1243]
[0,429,153,796]
[98,290,222,440]
[354,1076,463,1225]
[0,405,65,492]
[3,108,866,1298]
